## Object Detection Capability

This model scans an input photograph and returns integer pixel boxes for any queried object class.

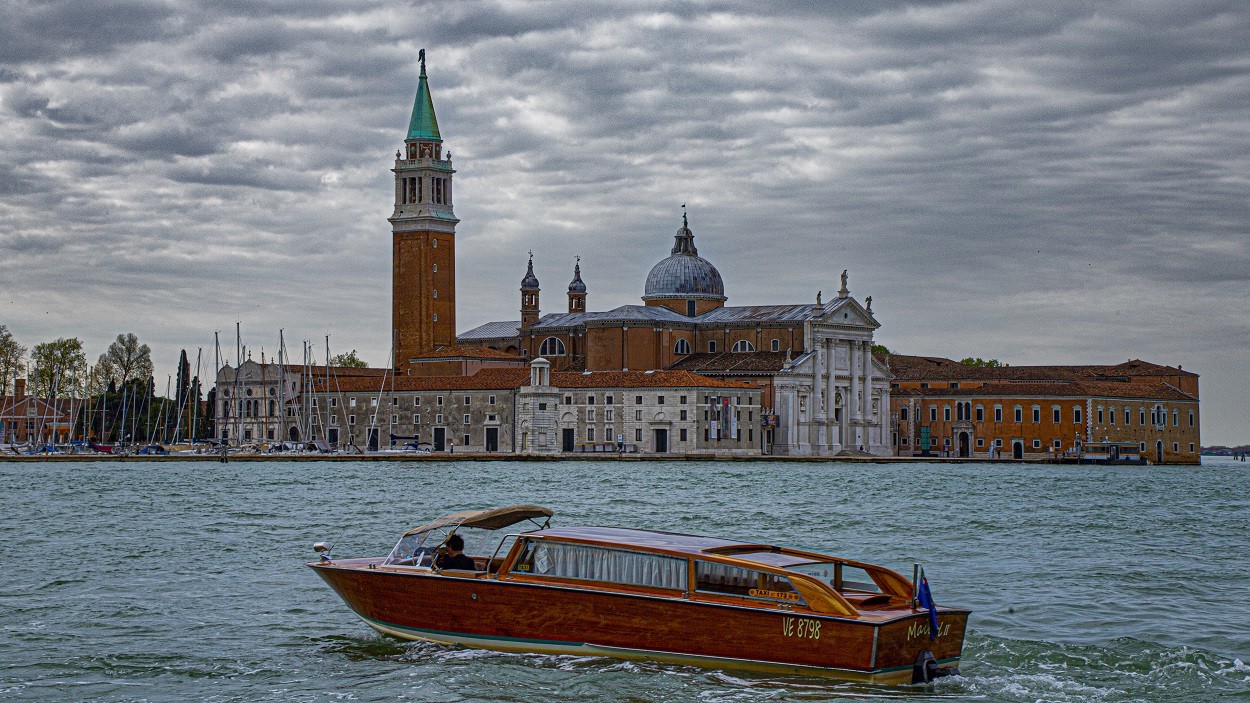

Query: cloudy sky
[1,1,1247,443]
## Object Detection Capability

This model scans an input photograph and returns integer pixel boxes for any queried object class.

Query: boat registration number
[781,616,821,640]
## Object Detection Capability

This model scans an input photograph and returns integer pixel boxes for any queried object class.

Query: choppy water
[1,457,1248,702]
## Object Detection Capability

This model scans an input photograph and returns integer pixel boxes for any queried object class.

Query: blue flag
[917,571,939,640]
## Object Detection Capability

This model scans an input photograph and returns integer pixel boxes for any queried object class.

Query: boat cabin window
[512,540,687,591]
[786,562,883,594]
[694,561,806,606]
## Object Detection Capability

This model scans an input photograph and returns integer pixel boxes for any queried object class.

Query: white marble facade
[771,296,892,456]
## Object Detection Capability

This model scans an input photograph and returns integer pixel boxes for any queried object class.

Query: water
[1,457,1248,702]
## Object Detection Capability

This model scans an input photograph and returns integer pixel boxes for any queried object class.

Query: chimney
[14,378,26,399]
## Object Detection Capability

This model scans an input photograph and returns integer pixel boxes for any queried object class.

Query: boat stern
[872,608,970,684]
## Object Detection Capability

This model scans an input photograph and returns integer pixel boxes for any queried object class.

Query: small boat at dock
[308,505,968,684]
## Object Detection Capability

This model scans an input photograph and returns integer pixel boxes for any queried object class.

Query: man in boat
[435,534,476,571]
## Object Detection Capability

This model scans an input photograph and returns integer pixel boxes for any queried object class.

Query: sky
[1,0,1247,444]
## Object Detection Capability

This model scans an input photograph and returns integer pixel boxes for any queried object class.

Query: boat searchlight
[313,542,332,561]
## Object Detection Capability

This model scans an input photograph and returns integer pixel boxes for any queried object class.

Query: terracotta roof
[282,364,387,378]
[892,380,1196,402]
[410,345,524,361]
[313,368,752,393]
[887,354,1195,383]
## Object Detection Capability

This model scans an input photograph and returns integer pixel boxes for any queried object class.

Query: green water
[1,458,1247,702]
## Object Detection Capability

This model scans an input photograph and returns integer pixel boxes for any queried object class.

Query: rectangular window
[1014,407,1022,423]
[606,395,614,405]
[994,406,1003,422]
[587,427,595,442]
[975,438,984,447]
[348,414,356,425]
[463,434,470,447]
[413,414,420,425]
[635,428,643,441]
[564,395,572,405]
[943,406,951,421]
[1173,410,1178,426]
[635,395,643,405]
[371,397,378,407]
[976,406,984,422]
[330,397,338,408]
[436,413,444,424]
[709,340,717,353]
[1033,439,1042,448]
[930,407,938,422]
[349,397,357,408]
[1053,407,1060,423]
[1189,411,1194,428]
[464,396,471,405]
[437,396,444,406]
[1097,407,1104,424]
[516,541,687,590]
[391,414,398,424]
[658,395,665,405]
[587,395,596,405]
[1032,407,1040,423]
[392,397,398,406]
[1075,407,1083,424]
[1189,442,1195,453]
[605,409,614,422]
[463,414,470,425]
[694,561,804,605]
[680,409,688,421]
[587,408,596,422]
[1173,441,1179,452]
[680,395,688,404]
[901,407,909,421]
[489,395,496,405]
[635,410,642,421]
[1140,408,1146,425]
[680,428,688,442]
[414,397,421,406]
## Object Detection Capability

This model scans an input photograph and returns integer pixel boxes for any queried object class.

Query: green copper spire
[407,49,442,142]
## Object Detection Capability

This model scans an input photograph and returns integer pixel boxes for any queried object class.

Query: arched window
[674,339,691,355]
[539,337,566,356]
[731,340,755,353]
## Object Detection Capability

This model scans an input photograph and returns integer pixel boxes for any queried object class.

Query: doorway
[288,427,299,441]
[485,427,499,452]
[562,428,575,452]
[367,428,379,452]
[958,432,970,458]
[1012,441,1023,460]
[1156,440,1164,464]
[434,427,446,452]
[653,428,669,453]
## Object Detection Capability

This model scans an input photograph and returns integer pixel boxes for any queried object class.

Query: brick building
[0,379,76,445]
[887,355,1200,464]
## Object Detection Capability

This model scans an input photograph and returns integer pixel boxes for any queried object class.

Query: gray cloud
[0,0,1247,443]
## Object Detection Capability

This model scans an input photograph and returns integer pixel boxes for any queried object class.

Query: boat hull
[310,561,968,684]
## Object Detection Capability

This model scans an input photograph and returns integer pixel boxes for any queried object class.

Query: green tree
[97,333,154,388]
[30,338,88,396]
[959,357,1007,368]
[871,343,892,358]
[330,349,369,368]
[0,325,26,395]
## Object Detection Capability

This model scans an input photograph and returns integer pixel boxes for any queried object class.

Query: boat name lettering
[750,588,801,602]
[781,616,820,640]
[907,620,950,641]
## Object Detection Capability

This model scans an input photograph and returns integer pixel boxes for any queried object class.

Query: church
[393,55,893,456]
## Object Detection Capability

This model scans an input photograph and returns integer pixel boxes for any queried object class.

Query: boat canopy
[402,504,553,538]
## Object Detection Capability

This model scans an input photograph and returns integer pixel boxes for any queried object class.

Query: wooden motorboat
[308,505,968,684]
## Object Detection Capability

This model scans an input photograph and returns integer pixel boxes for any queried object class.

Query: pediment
[815,298,879,329]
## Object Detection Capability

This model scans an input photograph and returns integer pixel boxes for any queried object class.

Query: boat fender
[911,651,957,684]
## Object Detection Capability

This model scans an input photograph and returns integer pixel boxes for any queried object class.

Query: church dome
[642,216,726,301]
[520,254,540,291]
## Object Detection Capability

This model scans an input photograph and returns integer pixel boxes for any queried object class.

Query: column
[847,340,859,447]
[862,340,872,450]
[786,390,797,453]
[812,342,826,451]
[826,338,839,450]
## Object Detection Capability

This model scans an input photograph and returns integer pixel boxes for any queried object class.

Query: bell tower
[520,253,541,330]
[392,49,459,372]
[567,257,587,313]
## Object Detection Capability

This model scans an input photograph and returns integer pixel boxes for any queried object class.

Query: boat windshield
[785,561,884,594]
[384,504,553,566]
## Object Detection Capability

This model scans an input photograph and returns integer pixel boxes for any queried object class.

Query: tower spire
[408,49,441,142]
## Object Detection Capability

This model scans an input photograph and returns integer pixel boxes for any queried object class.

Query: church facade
[392,56,892,456]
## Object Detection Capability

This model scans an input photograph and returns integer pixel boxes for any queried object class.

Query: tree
[871,343,892,358]
[0,325,26,395]
[30,338,88,396]
[960,357,1007,368]
[97,333,154,389]
[330,349,369,368]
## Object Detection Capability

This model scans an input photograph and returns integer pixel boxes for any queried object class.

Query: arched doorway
[958,432,970,458]
[1156,440,1164,464]
[288,427,299,442]
[1012,441,1023,460]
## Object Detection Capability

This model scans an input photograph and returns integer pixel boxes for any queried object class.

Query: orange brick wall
[394,231,457,369]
